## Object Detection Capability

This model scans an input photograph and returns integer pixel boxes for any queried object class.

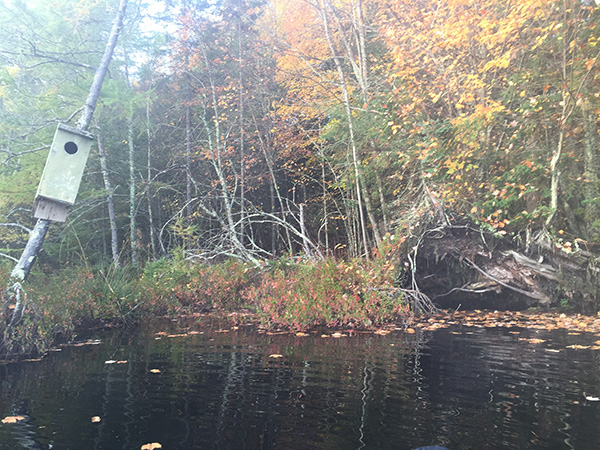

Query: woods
[1,0,600,353]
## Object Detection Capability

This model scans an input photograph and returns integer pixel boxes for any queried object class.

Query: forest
[1,0,600,353]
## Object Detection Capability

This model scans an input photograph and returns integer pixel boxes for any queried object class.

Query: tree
[4,0,129,336]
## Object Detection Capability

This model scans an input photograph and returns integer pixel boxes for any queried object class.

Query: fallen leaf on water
[188,331,202,335]
[105,360,117,365]
[545,349,561,353]
[406,328,416,334]
[321,334,330,338]
[268,354,283,359]
[168,334,187,338]
[141,443,162,450]
[585,393,600,401]
[566,345,590,350]
[374,329,390,335]
[2,416,25,424]
[150,369,161,374]
[331,332,346,338]
[91,416,101,423]
[296,332,309,337]
[117,360,128,364]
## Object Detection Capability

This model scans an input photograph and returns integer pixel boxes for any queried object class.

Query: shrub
[244,259,409,330]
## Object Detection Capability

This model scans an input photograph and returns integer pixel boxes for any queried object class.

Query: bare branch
[0,223,32,234]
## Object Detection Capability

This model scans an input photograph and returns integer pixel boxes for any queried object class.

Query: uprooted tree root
[390,193,600,312]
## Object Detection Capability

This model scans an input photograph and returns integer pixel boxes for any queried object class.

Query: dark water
[0,317,599,450]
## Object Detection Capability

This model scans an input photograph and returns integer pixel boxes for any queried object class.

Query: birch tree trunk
[146,98,158,260]
[128,116,138,265]
[319,0,370,258]
[9,0,128,284]
[5,0,128,336]
[98,129,120,267]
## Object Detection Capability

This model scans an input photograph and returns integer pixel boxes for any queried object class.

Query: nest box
[33,124,94,222]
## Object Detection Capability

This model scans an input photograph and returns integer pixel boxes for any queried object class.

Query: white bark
[98,130,120,267]
[9,0,129,285]
[128,116,138,265]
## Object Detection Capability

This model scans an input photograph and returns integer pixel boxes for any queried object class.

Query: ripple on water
[0,319,600,449]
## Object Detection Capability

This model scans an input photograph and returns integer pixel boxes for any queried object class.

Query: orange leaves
[1,416,25,424]
[141,443,162,450]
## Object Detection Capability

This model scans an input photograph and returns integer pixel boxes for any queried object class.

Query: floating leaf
[519,338,546,344]
[295,332,309,337]
[105,360,117,365]
[141,443,162,450]
[2,416,25,424]
[585,394,600,401]
[268,354,283,358]
[91,416,101,423]
[374,329,390,335]
[150,369,161,374]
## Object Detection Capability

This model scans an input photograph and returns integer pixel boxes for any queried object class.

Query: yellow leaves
[268,354,283,358]
[150,369,161,374]
[91,416,102,423]
[141,443,162,450]
[2,416,25,424]
[481,50,512,72]
[518,338,546,344]
[585,58,596,72]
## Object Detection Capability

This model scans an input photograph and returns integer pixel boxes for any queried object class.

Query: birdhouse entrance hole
[64,141,78,155]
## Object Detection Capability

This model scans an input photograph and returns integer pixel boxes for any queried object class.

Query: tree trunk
[98,129,120,267]
[7,0,128,285]
[146,98,158,260]
[319,0,370,258]
[185,102,193,218]
[238,18,246,245]
[128,116,138,265]
[583,108,600,240]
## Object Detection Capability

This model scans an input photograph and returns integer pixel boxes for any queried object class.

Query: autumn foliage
[1,0,600,353]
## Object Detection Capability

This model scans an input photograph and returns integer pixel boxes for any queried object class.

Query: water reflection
[0,318,599,449]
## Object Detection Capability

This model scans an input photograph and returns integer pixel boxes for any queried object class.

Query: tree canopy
[0,0,599,270]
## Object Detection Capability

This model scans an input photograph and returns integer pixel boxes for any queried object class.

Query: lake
[0,313,599,449]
